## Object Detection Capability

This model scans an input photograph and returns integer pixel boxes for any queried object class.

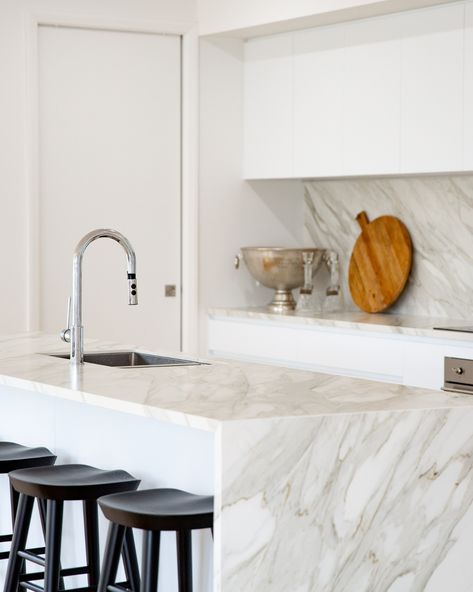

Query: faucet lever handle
[60,297,72,343]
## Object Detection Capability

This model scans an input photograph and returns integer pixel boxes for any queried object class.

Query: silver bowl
[239,247,326,313]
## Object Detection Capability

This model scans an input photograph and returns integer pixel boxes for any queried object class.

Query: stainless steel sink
[48,351,206,368]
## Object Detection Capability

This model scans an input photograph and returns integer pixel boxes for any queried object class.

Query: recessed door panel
[38,25,181,350]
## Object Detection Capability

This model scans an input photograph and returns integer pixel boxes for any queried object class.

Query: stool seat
[0,442,56,473]
[9,463,140,501]
[99,488,214,531]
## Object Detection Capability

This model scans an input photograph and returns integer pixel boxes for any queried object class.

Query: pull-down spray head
[128,273,138,305]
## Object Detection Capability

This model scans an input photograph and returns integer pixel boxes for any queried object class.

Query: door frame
[25,12,199,352]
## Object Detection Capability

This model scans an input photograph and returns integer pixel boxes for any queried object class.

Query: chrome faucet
[61,229,138,365]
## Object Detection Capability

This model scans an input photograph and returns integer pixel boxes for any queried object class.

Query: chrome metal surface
[238,247,326,313]
[324,250,341,297]
[60,229,138,366]
[443,356,473,394]
[48,351,204,368]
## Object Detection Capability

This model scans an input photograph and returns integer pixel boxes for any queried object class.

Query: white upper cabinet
[343,15,402,176]
[293,26,344,177]
[465,1,473,170]
[400,3,464,173]
[243,34,293,179]
[243,1,471,179]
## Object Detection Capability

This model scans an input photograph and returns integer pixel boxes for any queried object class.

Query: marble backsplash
[304,174,473,320]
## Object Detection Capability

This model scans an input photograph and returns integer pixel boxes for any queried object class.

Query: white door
[38,25,181,351]
[465,1,473,170]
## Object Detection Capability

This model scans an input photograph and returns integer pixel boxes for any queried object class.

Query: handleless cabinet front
[400,3,464,174]
[343,14,402,176]
[243,34,293,179]
[293,25,344,178]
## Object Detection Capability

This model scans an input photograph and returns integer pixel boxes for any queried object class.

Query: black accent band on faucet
[127,273,136,280]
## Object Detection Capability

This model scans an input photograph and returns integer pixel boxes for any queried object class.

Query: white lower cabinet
[208,315,473,391]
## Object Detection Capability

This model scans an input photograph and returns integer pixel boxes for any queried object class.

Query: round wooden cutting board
[348,211,412,313]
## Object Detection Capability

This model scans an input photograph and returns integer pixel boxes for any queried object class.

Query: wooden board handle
[356,211,370,231]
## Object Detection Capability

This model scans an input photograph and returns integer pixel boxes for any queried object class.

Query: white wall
[197,0,457,36]
[198,37,305,351]
[0,0,195,335]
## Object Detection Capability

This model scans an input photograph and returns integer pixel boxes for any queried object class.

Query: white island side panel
[0,385,215,592]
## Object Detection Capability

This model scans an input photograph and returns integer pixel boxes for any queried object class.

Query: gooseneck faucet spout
[60,229,138,366]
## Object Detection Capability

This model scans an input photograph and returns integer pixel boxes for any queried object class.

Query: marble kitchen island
[0,334,473,591]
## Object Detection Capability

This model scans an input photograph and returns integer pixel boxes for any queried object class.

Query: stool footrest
[20,584,95,592]
[0,533,13,544]
[19,564,91,592]
[108,584,132,592]
[0,545,45,562]
[18,550,46,567]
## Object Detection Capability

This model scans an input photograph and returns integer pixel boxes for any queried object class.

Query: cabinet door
[343,15,401,175]
[293,25,344,178]
[465,1,473,170]
[400,3,464,173]
[243,34,293,179]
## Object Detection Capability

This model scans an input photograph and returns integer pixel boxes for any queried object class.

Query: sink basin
[48,351,206,368]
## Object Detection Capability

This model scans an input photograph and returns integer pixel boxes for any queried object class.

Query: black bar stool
[97,488,214,592]
[0,441,56,561]
[4,463,141,592]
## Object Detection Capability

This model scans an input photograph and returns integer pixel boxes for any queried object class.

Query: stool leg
[44,499,64,592]
[176,530,193,592]
[9,484,20,528]
[38,499,65,591]
[97,522,126,592]
[141,531,160,592]
[83,500,100,589]
[3,494,34,592]
[122,528,141,592]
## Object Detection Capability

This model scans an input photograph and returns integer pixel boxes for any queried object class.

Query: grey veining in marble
[219,407,473,591]
[2,334,473,430]
[304,174,473,319]
[3,334,473,590]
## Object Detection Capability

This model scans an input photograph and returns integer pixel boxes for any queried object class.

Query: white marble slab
[209,306,473,342]
[219,407,473,591]
[1,334,473,429]
[304,174,473,320]
[2,334,473,591]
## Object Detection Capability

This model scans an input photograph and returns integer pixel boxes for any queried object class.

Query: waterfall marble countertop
[210,307,473,342]
[0,332,472,430]
[2,333,473,590]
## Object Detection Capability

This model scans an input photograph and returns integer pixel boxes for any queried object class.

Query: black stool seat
[5,464,141,592]
[9,463,140,500]
[99,488,213,531]
[0,441,56,473]
[0,442,56,563]
[98,489,214,592]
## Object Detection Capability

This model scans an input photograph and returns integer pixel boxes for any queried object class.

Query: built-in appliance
[443,357,473,394]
